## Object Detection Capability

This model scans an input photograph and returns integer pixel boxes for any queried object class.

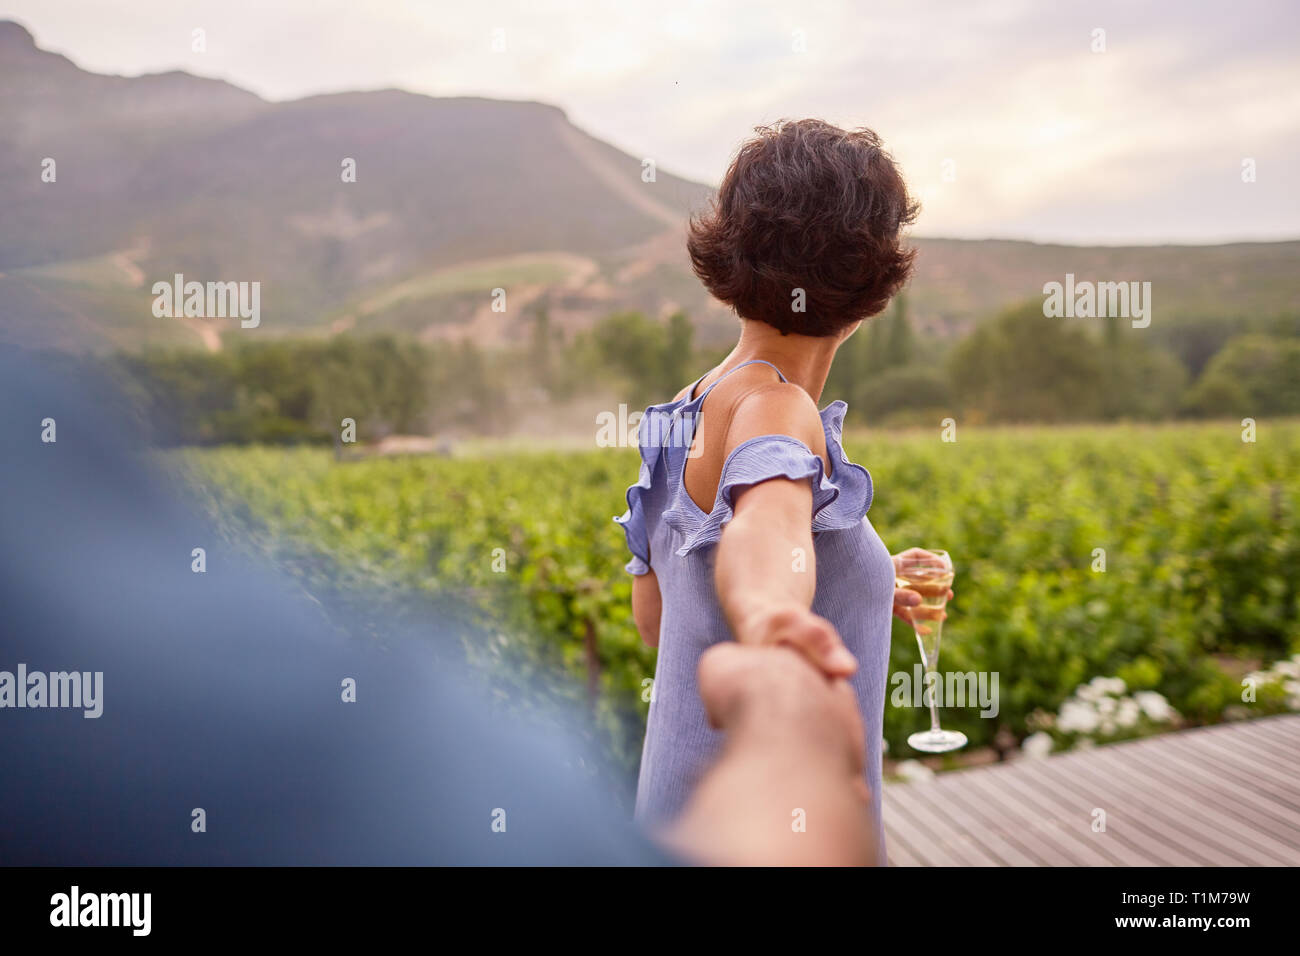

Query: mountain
[1,19,1296,354]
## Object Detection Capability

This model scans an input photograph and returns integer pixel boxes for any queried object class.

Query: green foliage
[106,302,1296,449]
[856,422,1300,753]
[1149,311,1300,378]
[1098,342,1189,420]
[111,335,515,445]
[179,420,1300,776]
[948,301,1108,422]
[181,444,656,786]
[1184,334,1300,418]
[883,293,916,367]
[826,295,940,422]
[947,301,1200,424]
[574,310,697,408]
[853,365,953,423]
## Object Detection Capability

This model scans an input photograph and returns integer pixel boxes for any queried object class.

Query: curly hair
[687,119,919,337]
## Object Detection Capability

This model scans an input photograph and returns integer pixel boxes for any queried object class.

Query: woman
[615,119,930,861]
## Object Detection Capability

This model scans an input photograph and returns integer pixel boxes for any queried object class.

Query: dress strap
[692,359,788,402]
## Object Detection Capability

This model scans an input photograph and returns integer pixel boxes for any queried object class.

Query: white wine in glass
[896,548,967,753]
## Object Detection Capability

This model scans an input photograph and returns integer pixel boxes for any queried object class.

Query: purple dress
[615,359,896,863]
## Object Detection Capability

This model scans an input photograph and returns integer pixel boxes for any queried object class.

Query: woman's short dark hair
[687,119,919,337]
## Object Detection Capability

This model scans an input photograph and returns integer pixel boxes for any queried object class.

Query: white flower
[1058,699,1101,734]
[1282,682,1300,711]
[1274,660,1300,679]
[882,737,890,754]
[1075,683,1101,703]
[1097,696,1117,716]
[1116,698,1141,728]
[1092,676,1127,696]
[1100,719,1117,736]
[1134,691,1173,722]
[896,760,935,783]
[1022,732,1053,760]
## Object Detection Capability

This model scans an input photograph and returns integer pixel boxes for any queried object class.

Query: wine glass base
[908,729,968,753]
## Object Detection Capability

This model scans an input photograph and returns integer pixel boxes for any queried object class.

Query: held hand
[698,642,866,781]
[731,602,858,678]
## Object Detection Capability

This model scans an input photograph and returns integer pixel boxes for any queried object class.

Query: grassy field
[178,419,1300,778]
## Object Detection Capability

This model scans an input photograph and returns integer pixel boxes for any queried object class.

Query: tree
[884,293,915,367]
[531,307,556,395]
[1184,334,1300,417]
[948,301,1107,423]
[661,310,694,389]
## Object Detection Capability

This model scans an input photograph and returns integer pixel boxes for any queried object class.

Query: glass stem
[926,665,941,733]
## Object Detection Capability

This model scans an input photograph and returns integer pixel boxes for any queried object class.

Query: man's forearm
[657,645,875,866]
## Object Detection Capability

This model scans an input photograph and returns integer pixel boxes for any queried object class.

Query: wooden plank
[1032,749,1260,865]
[991,762,1157,866]
[1197,716,1300,756]
[884,783,1007,866]
[907,773,1047,866]
[1162,730,1300,818]
[878,717,1300,867]
[880,817,926,867]
[1226,714,1300,744]
[1008,754,1201,868]
[1134,732,1300,840]
[1197,725,1300,787]
[953,768,1099,865]
[881,792,931,867]
[1082,745,1299,865]
[882,789,979,866]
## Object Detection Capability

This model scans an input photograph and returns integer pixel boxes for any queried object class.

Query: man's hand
[698,642,866,776]
[659,642,876,866]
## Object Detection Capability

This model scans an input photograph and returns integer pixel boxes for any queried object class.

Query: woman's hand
[891,548,954,635]
[731,601,858,678]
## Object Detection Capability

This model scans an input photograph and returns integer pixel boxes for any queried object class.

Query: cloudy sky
[5,0,1298,243]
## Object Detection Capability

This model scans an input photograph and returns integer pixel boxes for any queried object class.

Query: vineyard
[178,419,1300,785]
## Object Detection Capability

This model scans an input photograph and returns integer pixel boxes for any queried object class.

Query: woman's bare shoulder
[723,381,828,462]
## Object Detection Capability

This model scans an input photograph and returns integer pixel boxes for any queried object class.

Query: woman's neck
[716,320,849,404]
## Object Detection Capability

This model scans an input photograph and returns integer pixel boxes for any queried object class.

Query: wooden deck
[882,714,1300,866]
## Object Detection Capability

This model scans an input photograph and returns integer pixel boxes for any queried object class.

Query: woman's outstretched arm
[712,383,858,678]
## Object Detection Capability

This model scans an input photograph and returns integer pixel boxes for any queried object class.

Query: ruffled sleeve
[614,506,651,576]
[665,412,873,557]
[613,408,668,576]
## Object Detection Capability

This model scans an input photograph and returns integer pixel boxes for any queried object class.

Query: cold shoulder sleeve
[664,415,872,557]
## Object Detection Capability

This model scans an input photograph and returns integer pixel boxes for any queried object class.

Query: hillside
[0,19,1296,354]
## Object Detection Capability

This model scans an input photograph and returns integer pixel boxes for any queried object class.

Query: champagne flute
[896,548,967,753]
